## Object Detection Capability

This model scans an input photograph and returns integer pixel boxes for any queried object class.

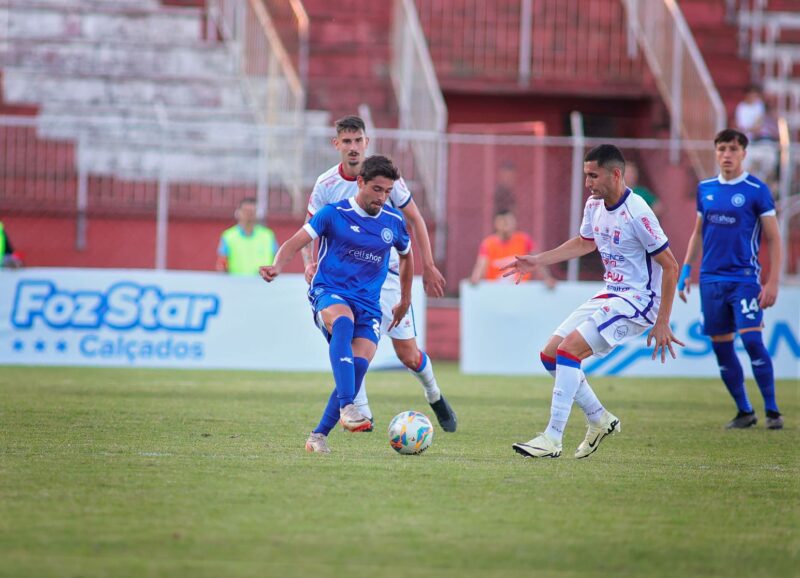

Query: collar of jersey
[338,164,358,182]
[718,171,749,185]
[348,196,382,218]
[605,188,631,212]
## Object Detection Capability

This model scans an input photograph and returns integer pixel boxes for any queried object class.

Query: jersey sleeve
[478,237,491,257]
[579,201,596,240]
[304,205,334,240]
[695,183,703,216]
[307,178,327,216]
[756,182,776,217]
[394,220,411,256]
[390,177,413,209]
[632,208,669,255]
[217,236,229,257]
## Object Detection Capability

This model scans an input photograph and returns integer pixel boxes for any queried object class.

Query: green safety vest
[0,223,5,260]
[221,224,276,275]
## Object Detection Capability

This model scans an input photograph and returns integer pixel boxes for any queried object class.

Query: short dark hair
[494,210,514,219]
[335,115,366,135]
[714,128,748,149]
[238,197,256,208]
[359,155,400,183]
[584,144,626,172]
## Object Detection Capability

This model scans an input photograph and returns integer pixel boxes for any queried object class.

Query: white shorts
[379,272,418,341]
[553,295,654,358]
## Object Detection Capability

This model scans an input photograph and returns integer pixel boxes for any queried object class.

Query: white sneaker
[339,404,372,432]
[305,432,331,454]
[512,433,562,458]
[575,411,620,459]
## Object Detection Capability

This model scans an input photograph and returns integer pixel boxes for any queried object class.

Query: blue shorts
[700,281,763,336]
[311,291,382,344]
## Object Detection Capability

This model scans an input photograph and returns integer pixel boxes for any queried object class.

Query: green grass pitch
[0,364,797,578]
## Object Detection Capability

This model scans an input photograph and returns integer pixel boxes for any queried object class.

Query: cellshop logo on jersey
[347,248,383,265]
[706,212,737,226]
[10,280,220,364]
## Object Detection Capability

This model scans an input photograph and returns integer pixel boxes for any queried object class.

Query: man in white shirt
[302,116,457,432]
[503,144,682,459]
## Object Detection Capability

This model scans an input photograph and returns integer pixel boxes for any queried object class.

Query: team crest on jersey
[613,326,629,341]
[381,228,393,244]
[612,228,622,245]
[731,193,745,207]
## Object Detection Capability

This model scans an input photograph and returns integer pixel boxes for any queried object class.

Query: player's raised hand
[304,261,318,284]
[647,322,685,363]
[500,255,537,285]
[259,265,279,283]
[759,279,778,309]
[423,265,446,298]
[389,299,411,330]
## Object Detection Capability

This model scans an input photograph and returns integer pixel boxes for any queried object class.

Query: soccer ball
[388,411,434,455]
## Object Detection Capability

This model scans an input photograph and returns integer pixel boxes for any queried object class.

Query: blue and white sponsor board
[0,268,426,371]
[461,281,800,378]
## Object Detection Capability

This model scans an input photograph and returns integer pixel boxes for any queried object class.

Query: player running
[503,144,683,459]
[261,155,412,453]
[302,115,457,433]
[678,128,784,430]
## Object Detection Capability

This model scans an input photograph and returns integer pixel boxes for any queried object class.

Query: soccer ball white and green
[388,410,434,455]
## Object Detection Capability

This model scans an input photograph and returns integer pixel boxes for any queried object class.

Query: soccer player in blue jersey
[260,155,413,453]
[679,129,784,430]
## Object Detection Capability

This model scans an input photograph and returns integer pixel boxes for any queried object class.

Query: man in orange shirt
[469,211,555,286]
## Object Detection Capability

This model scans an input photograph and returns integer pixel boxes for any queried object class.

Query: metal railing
[415,0,646,88]
[623,0,726,178]
[207,0,306,213]
[391,0,449,261]
[2,114,797,281]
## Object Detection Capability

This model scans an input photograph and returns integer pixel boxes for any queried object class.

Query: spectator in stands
[494,160,518,214]
[734,85,766,142]
[0,222,23,269]
[745,96,780,185]
[216,198,278,275]
[626,161,663,217]
[469,210,555,287]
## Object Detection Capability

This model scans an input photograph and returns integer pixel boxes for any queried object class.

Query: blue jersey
[303,197,411,312]
[696,172,775,284]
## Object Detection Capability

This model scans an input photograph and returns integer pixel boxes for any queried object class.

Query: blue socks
[328,317,356,408]
[711,341,752,413]
[314,356,370,435]
[740,332,779,413]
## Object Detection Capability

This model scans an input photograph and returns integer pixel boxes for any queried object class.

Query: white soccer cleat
[339,403,373,432]
[575,411,620,459]
[305,432,331,454]
[512,433,562,458]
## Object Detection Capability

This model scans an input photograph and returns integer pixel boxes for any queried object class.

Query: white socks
[410,351,441,404]
[544,352,584,443]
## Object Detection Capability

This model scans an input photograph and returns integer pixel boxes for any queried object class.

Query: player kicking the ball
[302,115,456,433]
[261,155,413,453]
[503,144,683,459]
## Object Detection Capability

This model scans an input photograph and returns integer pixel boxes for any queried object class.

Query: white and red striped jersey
[580,189,670,322]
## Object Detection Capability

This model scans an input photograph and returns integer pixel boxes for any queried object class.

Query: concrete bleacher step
[1,38,235,79]
[80,142,263,182]
[4,68,250,108]
[2,2,203,43]
[39,103,258,124]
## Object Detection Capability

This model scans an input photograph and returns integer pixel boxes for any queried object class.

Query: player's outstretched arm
[390,249,414,330]
[401,199,446,298]
[648,247,685,362]
[500,236,595,284]
[678,215,703,303]
[259,229,313,283]
[759,215,782,309]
